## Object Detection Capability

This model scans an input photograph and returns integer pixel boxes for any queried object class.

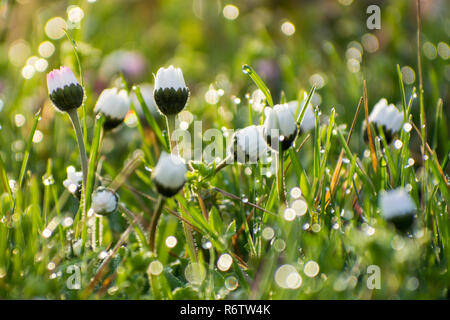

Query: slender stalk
[67,108,88,191]
[82,213,139,299]
[67,108,89,248]
[363,80,377,173]
[277,150,287,207]
[149,195,166,254]
[165,114,177,154]
[215,154,233,173]
[93,215,102,250]
[416,0,427,215]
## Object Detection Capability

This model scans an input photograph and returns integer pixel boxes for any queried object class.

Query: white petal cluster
[63,166,82,194]
[288,93,315,132]
[264,104,297,140]
[234,125,268,162]
[94,88,131,120]
[131,83,159,116]
[154,65,187,90]
[47,66,79,94]
[379,188,416,220]
[92,188,118,215]
[152,152,187,194]
[369,98,403,133]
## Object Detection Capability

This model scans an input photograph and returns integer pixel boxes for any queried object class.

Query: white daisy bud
[92,187,119,216]
[379,188,416,232]
[131,83,159,117]
[230,125,268,163]
[153,65,189,115]
[63,166,83,199]
[152,151,187,197]
[47,66,84,112]
[263,104,298,151]
[363,98,403,144]
[94,88,131,130]
[288,93,315,133]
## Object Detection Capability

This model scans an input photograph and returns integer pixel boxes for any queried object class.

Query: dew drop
[289,187,302,199]
[393,140,403,150]
[224,276,239,291]
[274,264,302,289]
[273,239,286,252]
[262,227,275,240]
[304,260,320,278]
[403,123,412,133]
[283,208,296,221]
[292,199,307,216]
[217,253,233,272]
[165,236,177,248]
[242,64,252,75]
[148,260,164,276]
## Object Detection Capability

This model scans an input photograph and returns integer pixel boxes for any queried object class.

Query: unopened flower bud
[94,88,131,130]
[92,187,119,216]
[47,66,84,112]
[379,188,416,232]
[153,66,189,115]
[263,104,298,151]
[230,125,268,164]
[152,152,187,197]
[363,98,403,144]
[288,93,315,134]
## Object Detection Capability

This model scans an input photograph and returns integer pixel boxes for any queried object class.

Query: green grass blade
[242,64,273,107]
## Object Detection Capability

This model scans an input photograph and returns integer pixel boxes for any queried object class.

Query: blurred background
[0,0,448,181]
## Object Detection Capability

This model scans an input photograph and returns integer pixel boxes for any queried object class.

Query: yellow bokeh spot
[223,4,239,20]
[281,21,295,36]
[45,17,67,40]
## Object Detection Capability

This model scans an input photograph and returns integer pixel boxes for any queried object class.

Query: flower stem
[67,108,88,191]
[165,114,177,154]
[149,195,166,254]
[277,150,287,207]
[67,108,89,248]
[215,154,233,173]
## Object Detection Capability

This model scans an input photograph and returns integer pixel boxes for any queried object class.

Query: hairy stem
[277,150,287,207]
[149,195,166,254]
[165,114,177,154]
[67,108,88,191]
[215,154,233,173]
[67,108,89,248]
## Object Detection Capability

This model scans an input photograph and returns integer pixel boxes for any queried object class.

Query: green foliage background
[0,0,448,299]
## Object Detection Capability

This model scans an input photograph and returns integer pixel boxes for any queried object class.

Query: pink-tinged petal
[47,66,79,94]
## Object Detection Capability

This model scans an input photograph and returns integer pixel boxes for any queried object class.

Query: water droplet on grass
[283,208,296,221]
[262,227,275,240]
[403,123,412,132]
[273,239,286,252]
[394,140,403,149]
[165,236,177,248]
[148,260,164,276]
[290,187,302,199]
[304,261,320,278]
[224,276,239,291]
[217,254,233,271]
[274,264,302,289]
[242,65,252,75]
[292,199,307,216]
